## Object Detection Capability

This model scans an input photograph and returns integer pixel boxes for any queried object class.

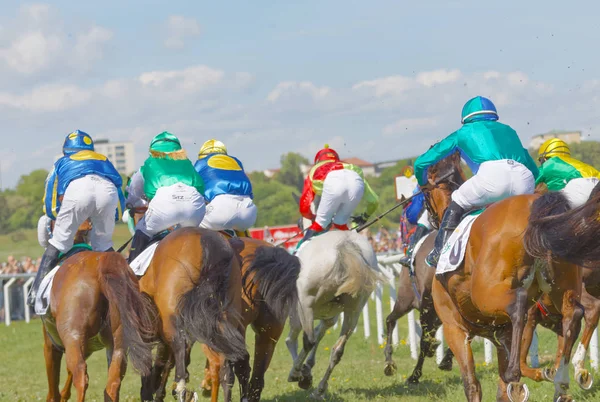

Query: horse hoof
[309,390,326,400]
[201,387,211,398]
[298,376,313,390]
[438,360,453,371]
[384,362,397,376]
[186,391,198,402]
[406,376,419,385]
[555,395,574,402]
[507,382,529,402]
[576,369,593,391]
[543,367,557,382]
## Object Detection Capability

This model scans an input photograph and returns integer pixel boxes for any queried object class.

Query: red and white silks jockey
[298,145,379,244]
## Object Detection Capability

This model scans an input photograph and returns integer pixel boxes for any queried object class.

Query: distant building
[94,139,136,175]
[342,157,376,176]
[263,168,280,178]
[529,130,582,150]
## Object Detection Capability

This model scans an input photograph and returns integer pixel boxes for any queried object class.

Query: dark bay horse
[199,237,295,402]
[424,153,583,402]
[138,228,249,402]
[383,230,455,383]
[42,233,155,401]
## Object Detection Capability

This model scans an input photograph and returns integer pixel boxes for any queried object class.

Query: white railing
[372,253,599,370]
[1,273,35,326]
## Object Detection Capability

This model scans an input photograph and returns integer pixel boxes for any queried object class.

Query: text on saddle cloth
[436,210,483,275]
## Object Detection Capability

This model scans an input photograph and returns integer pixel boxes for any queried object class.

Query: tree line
[2,140,600,234]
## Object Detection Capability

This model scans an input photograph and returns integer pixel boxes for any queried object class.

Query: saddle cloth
[436,211,483,275]
[129,242,161,276]
[410,233,432,271]
[35,265,61,316]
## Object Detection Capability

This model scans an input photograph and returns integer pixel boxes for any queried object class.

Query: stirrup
[425,251,439,268]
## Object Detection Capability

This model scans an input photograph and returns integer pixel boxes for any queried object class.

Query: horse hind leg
[384,270,415,377]
[63,340,89,402]
[572,290,599,391]
[170,329,196,402]
[43,328,63,402]
[312,302,363,400]
[520,302,554,383]
[104,332,127,401]
[502,286,530,390]
[407,294,440,384]
[202,345,223,402]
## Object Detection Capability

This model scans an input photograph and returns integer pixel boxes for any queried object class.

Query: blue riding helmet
[461,96,498,124]
[63,130,94,155]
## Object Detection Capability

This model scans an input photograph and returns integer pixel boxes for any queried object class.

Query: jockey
[28,130,125,305]
[194,139,257,236]
[299,145,379,244]
[415,96,539,267]
[398,186,432,267]
[127,132,206,262]
[536,138,600,207]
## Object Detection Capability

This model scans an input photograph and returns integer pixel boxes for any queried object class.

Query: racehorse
[137,227,249,402]
[423,152,583,402]
[245,229,383,399]
[41,220,156,402]
[383,230,455,383]
[197,237,293,402]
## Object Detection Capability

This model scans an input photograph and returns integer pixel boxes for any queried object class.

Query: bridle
[422,166,462,229]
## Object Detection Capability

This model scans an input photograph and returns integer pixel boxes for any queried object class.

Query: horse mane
[427,151,466,189]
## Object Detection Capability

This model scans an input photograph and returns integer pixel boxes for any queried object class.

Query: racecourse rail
[1,253,598,370]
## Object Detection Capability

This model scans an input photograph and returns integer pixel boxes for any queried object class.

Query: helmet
[461,96,499,124]
[150,131,182,153]
[198,139,227,158]
[63,130,94,155]
[538,138,571,159]
[314,144,340,164]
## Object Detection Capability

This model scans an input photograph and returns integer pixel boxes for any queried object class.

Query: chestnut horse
[138,228,249,402]
[198,237,295,402]
[41,221,155,402]
[423,153,583,402]
[383,230,455,383]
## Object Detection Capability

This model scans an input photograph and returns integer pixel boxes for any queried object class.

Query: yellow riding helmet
[198,139,227,158]
[538,138,571,159]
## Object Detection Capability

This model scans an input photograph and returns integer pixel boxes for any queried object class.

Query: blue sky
[1,1,600,187]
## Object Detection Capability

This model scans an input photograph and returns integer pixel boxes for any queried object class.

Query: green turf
[1,299,600,402]
[0,225,132,262]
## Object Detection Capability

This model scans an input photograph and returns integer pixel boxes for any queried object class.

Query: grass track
[2,300,600,401]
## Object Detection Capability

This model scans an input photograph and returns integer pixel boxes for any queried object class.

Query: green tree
[15,169,48,202]
[251,172,299,226]
[275,152,309,192]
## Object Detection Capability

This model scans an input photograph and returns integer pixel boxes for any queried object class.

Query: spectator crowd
[0,255,40,321]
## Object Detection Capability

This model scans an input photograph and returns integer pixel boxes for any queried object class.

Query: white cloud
[164,15,201,49]
[352,75,416,97]
[0,5,112,76]
[0,84,91,112]
[139,65,224,93]
[267,81,331,102]
[416,69,461,87]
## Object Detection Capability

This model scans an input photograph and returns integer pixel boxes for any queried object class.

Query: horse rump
[176,230,247,361]
[242,245,301,322]
[524,186,600,266]
[99,252,157,376]
[328,239,383,298]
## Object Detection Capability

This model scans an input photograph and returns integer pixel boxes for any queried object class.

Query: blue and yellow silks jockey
[28,130,124,306]
[194,139,257,235]
[414,96,538,267]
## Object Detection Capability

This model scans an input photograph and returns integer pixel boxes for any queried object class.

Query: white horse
[245,228,383,399]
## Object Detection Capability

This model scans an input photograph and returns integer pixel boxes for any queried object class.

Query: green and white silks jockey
[127,131,206,263]
[414,96,539,267]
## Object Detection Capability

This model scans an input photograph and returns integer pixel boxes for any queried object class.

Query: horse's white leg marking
[572,342,586,371]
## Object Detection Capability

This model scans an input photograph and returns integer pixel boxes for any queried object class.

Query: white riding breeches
[315,169,365,228]
[200,194,257,231]
[136,183,206,236]
[451,160,535,210]
[417,208,433,230]
[562,177,599,209]
[49,175,119,253]
[37,215,52,249]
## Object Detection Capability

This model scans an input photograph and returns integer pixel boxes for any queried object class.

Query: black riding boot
[27,244,61,306]
[425,201,465,268]
[399,225,430,267]
[128,230,151,264]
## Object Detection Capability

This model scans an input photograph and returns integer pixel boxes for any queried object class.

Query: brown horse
[41,221,155,401]
[520,275,600,390]
[383,230,455,383]
[198,237,296,402]
[423,152,583,402]
[138,228,249,402]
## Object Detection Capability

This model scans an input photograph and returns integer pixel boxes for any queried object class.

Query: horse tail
[330,239,384,298]
[242,246,301,322]
[176,230,247,361]
[524,185,600,266]
[98,252,156,376]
